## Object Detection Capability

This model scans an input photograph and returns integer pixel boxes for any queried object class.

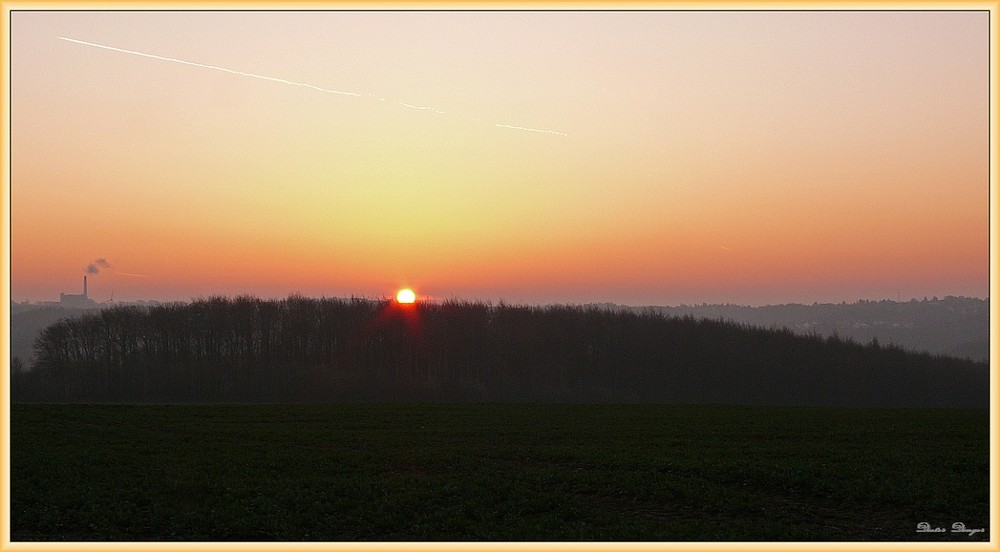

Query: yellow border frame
[1,3,996,551]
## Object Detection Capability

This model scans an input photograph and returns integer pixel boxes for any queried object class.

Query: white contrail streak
[59,36,565,137]
[398,102,445,114]
[495,124,568,137]
[58,36,361,97]
[400,102,434,111]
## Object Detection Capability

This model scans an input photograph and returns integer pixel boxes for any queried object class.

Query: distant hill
[12,296,988,368]
[587,296,989,363]
[9,305,102,367]
[9,300,172,367]
[12,296,988,407]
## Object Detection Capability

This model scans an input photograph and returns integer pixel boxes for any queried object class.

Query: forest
[11,295,989,407]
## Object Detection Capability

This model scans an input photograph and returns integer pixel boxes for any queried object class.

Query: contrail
[59,36,565,136]
[495,124,568,137]
[114,271,151,278]
[399,102,443,114]
[58,36,361,97]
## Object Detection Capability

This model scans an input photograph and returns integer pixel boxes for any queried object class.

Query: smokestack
[83,276,88,299]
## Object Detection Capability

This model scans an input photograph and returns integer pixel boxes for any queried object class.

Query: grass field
[10,403,991,541]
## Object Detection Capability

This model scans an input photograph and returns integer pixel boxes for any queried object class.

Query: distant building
[60,276,96,308]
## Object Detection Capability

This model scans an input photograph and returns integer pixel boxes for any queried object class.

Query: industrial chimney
[83,276,88,299]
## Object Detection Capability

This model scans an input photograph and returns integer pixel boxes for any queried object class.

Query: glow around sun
[396,288,416,304]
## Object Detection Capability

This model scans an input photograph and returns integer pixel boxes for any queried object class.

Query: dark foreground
[10,403,990,541]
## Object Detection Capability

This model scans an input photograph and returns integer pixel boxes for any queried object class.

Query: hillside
[591,296,990,363]
[12,296,988,407]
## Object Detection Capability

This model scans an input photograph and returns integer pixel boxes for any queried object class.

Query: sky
[7,9,992,306]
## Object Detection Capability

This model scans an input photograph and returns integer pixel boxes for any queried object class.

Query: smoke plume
[86,258,111,275]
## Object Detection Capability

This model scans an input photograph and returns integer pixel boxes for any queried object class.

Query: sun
[396,288,416,304]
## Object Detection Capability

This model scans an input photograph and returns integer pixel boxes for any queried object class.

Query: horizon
[7,9,992,309]
[10,282,991,310]
[9,270,993,307]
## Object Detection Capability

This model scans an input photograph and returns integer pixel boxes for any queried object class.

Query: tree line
[11,295,989,407]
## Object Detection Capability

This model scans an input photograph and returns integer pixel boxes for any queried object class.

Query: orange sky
[6,8,993,306]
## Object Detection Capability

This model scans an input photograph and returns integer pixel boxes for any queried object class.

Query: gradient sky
[8,9,992,306]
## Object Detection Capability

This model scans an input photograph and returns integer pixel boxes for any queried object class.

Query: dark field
[10,403,990,541]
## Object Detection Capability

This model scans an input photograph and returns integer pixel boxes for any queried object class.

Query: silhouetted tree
[13,296,989,407]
